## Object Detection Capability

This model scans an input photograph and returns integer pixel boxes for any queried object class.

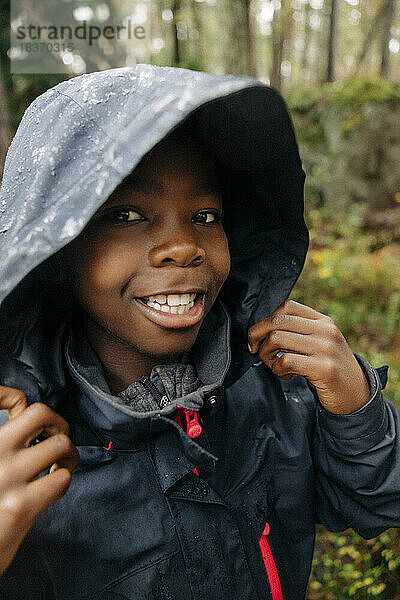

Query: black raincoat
[0,65,399,600]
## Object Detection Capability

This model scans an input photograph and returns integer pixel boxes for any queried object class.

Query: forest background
[0,0,399,597]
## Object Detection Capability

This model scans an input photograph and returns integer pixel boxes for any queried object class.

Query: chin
[136,331,199,361]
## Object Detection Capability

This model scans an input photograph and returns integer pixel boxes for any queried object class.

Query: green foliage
[288,77,400,114]
[287,77,400,143]
[308,527,400,599]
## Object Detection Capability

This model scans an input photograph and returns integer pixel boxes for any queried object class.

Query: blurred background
[0,0,400,597]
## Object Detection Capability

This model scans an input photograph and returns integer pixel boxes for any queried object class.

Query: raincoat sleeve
[0,545,55,598]
[311,353,400,538]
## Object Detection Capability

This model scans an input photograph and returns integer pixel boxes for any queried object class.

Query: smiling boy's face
[64,126,230,390]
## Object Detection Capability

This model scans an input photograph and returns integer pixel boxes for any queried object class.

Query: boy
[0,64,398,599]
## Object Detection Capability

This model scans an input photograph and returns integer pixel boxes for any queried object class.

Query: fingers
[248,313,317,356]
[248,300,334,355]
[1,468,72,529]
[0,401,69,451]
[12,434,80,482]
[0,390,79,482]
[27,468,73,513]
[0,386,28,420]
[256,330,315,362]
[266,352,315,380]
[249,315,315,349]
[277,300,324,320]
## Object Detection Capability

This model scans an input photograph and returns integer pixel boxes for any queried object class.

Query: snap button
[207,395,217,406]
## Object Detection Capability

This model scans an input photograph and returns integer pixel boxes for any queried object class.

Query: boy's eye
[104,208,144,223]
[193,211,222,224]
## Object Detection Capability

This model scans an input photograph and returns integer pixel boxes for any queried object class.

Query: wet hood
[0,64,308,404]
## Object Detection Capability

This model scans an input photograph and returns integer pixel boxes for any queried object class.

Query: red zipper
[175,405,202,477]
[259,523,283,600]
[175,405,202,439]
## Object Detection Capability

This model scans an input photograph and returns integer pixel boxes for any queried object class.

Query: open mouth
[136,292,203,315]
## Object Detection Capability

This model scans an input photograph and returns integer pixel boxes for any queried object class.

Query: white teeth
[144,300,195,314]
[181,293,190,304]
[167,294,181,306]
[147,302,160,310]
[140,291,200,315]
[145,292,197,306]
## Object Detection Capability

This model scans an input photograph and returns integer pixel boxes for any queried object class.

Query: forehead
[132,128,217,181]
[104,128,220,204]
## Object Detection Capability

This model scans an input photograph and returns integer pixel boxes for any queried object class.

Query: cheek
[72,240,135,296]
[214,233,231,283]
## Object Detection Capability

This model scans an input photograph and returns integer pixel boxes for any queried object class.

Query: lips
[133,292,205,329]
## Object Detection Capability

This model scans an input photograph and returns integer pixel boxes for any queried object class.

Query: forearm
[313,358,400,538]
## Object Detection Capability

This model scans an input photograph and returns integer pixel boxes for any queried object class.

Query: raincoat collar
[64,297,231,449]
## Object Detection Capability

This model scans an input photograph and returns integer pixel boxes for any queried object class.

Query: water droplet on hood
[60,217,77,239]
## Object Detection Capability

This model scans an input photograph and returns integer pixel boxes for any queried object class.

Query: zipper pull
[184,409,202,439]
[175,405,202,438]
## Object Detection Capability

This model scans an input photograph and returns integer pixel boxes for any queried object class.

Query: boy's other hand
[0,386,80,576]
[247,300,371,415]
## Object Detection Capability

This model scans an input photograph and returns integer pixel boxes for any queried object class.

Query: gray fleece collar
[119,361,203,412]
[66,324,204,413]
[64,298,231,434]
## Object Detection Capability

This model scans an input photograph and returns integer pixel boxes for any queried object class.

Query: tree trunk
[190,0,204,69]
[243,0,256,77]
[355,0,385,74]
[281,1,293,91]
[301,2,311,74]
[223,2,242,75]
[271,3,293,90]
[271,6,282,90]
[380,0,395,77]
[172,0,181,66]
[326,0,338,82]
[0,56,11,183]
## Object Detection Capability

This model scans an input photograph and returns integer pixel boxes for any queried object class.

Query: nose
[148,232,206,267]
